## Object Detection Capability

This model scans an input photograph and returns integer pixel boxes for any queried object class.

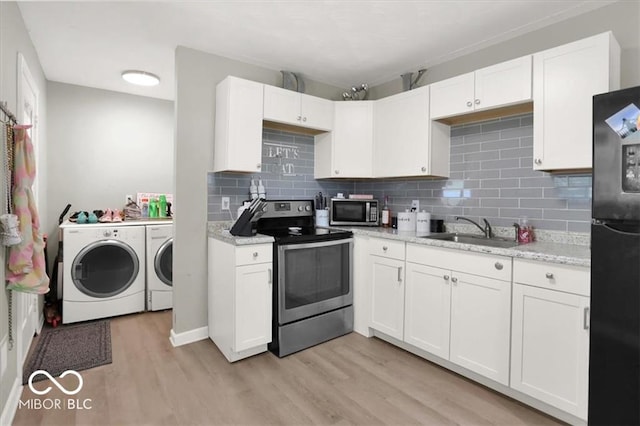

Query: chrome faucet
[455,216,493,238]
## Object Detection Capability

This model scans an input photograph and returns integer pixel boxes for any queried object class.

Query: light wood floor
[13,311,563,425]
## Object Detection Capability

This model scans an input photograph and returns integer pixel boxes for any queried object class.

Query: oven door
[277,238,353,325]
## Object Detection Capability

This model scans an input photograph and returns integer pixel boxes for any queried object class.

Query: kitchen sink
[420,232,518,248]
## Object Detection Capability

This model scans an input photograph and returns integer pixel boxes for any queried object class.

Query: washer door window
[72,239,140,298]
[154,238,173,287]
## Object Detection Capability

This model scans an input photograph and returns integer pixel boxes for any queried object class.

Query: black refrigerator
[590,85,640,425]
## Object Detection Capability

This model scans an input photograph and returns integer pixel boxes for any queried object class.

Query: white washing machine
[146,224,173,311]
[62,225,146,324]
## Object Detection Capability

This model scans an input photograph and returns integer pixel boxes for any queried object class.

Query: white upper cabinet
[315,101,373,179]
[213,76,264,173]
[263,85,333,131]
[430,55,532,120]
[373,85,450,178]
[533,32,620,171]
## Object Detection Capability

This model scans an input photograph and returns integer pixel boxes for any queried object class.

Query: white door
[449,271,511,385]
[15,53,40,371]
[373,86,430,177]
[234,263,272,352]
[299,93,333,131]
[369,255,405,339]
[511,283,590,419]
[428,72,474,119]
[332,101,373,178]
[404,263,451,359]
[532,33,613,170]
[474,55,532,111]
[263,85,300,126]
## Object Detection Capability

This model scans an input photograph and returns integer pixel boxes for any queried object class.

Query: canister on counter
[416,211,431,236]
[397,210,416,232]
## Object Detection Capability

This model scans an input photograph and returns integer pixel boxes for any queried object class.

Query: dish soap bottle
[258,179,266,199]
[381,195,391,228]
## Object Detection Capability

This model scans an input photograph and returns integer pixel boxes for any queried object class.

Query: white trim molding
[169,326,208,347]
[0,378,22,426]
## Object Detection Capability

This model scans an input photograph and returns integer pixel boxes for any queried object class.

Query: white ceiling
[18,1,616,101]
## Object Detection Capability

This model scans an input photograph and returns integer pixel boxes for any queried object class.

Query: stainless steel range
[256,200,354,357]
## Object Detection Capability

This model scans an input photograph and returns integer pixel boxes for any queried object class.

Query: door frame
[14,52,41,372]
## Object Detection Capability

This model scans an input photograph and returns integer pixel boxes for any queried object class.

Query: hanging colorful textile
[6,124,49,294]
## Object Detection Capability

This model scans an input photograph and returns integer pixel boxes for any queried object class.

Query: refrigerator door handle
[603,223,640,236]
[584,306,590,330]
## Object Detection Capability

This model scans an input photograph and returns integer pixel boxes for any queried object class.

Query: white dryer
[62,225,146,324]
[146,224,173,311]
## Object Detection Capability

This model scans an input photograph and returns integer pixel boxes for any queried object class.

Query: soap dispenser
[258,179,266,199]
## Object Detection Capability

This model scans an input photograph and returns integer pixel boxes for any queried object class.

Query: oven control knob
[103,230,112,237]
[305,205,312,211]
[298,206,304,212]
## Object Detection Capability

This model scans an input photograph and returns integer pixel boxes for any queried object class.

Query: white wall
[0,2,47,422]
[370,1,640,99]
[173,47,341,335]
[45,82,174,260]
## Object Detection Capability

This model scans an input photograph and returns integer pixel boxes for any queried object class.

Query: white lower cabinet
[208,238,273,362]
[370,255,405,340]
[369,238,406,340]
[448,270,511,385]
[510,259,590,420]
[404,263,451,359]
[404,244,512,385]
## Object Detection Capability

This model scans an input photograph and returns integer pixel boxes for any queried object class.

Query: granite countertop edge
[340,227,591,268]
[206,221,590,267]
[207,222,274,246]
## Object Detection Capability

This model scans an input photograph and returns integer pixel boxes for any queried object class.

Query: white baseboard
[0,377,22,426]
[169,326,208,347]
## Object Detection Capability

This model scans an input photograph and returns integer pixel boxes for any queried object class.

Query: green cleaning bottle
[159,195,167,218]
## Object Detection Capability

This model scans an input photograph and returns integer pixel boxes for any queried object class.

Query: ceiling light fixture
[121,70,160,86]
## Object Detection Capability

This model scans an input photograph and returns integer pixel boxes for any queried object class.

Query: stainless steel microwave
[330,198,379,226]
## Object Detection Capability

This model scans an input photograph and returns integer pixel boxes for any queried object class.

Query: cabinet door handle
[466,101,472,107]
[397,267,403,283]
[545,272,554,279]
[335,170,340,175]
[253,252,259,258]
[382,246,388,252]
[584,307,590,330]
[443,274,450,281]
[268,269,272,285]
[451,277,458,285]
[297,115,302,121]
[256,163,261,169]
[421,166,427,172]
[494,262,503,270]
[302,117,307,122]
[534,158,542,165]
[474,99,480,105]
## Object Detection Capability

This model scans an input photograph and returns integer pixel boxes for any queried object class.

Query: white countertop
[60,218,173,228]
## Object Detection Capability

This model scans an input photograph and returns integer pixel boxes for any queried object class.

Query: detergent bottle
[159,195,167,218]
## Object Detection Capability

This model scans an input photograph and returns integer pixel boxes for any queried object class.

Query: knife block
[229,209,256,237]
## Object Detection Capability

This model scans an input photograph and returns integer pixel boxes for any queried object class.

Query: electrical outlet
[221,197,230,211]
[125,194,133,204]
[411,199,420,211]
